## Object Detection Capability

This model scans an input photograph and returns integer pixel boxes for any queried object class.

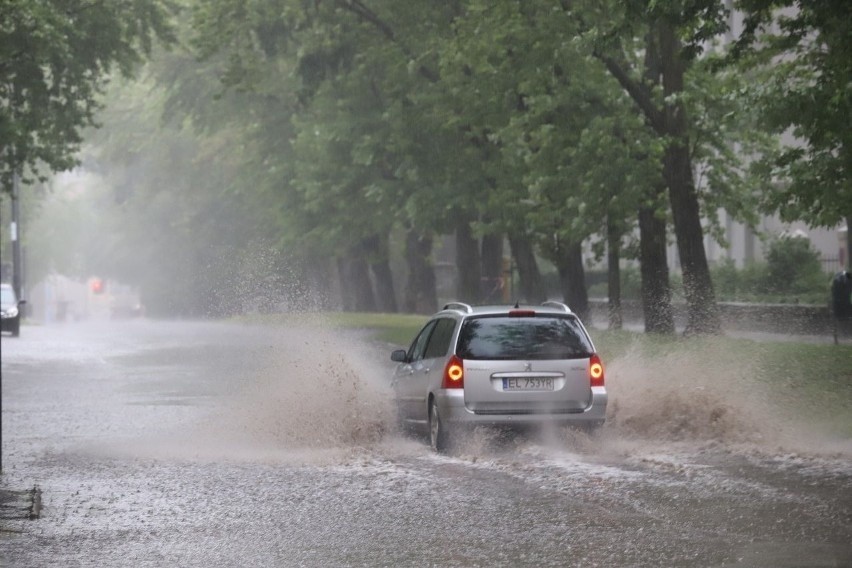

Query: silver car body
[391,302,607,446]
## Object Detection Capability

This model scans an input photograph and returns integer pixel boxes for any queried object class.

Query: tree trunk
[606,215,623,330]
[508,233,546,304]
[480,231,504,303]
[638,196,675,334]
[846,215,852,271]
[337,257,355,312]
[363,234,398,313]
[299,255,334,310]
[599,24,719,335]
[555,241,589,321]
[403,228,438,314]
[339,244,376,312]
[659,21,720,335]
[456,220,482,303]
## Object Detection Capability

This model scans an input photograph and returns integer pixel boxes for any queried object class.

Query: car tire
[429,398,451,453]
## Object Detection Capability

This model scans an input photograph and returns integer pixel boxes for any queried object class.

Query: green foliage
[709,258,767,300]
[710,258,740,298]
[0,0,176,192]
[708,237,830,304]
[734,0,852,228]
[764,236,825,296]
[19,0,851,318]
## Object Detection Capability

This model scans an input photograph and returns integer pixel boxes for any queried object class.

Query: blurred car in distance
[390,301,607,452]
[1,283,26,337]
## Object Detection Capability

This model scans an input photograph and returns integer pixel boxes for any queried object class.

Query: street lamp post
[11,171,23,302]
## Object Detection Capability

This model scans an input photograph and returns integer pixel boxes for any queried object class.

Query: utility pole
[11,171,23,301]
[2,172,23,474]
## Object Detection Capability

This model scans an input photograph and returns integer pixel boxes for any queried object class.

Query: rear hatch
[455,313,595,414]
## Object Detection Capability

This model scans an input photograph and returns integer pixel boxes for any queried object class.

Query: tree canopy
[0,0,176,192]
[11,0,851,324]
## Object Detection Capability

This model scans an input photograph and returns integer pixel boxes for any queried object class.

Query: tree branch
[596,53,666,135]
[342,0,395,41]
[336,0,439,83]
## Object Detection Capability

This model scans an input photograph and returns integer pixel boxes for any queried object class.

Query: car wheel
[429,399,451,453]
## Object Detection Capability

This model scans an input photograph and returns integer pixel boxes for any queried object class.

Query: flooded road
[2,320,851,567]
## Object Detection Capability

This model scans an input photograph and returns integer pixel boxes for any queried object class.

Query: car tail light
[442,355,465,389]
[589,353,604,387]
[509,309,536,317]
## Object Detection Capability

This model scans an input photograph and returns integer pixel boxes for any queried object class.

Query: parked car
[1,283,26,337]
[390,301,607,452]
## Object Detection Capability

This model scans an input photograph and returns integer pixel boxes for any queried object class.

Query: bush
[710,258,772,300]
[590,236,831,305]
[764,235,825,296]
[708,236,830,304]
[711,258,740,298]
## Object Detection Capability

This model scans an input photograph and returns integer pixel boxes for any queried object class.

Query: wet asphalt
[1,320,851,567]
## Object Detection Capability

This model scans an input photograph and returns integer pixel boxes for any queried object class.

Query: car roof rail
[442,302,474,314]
[541,301,572,313]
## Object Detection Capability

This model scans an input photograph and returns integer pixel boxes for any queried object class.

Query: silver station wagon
[391,301,607,451]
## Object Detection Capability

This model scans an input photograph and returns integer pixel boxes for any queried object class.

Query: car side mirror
[390,349,408,363]
[18,300,26,306]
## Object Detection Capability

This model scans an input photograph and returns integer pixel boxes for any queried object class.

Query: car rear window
[455,315,594,360]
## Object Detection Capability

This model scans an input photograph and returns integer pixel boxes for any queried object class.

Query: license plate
[502,377,555,391]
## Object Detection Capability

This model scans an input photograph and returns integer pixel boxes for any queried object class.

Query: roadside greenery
[589,234,832,305]
[6,1,850,330]
[0,0,176,191]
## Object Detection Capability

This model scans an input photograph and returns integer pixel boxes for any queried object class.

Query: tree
[735,0,852,270]
[438,1,656,318]
[576,0,731,334]
[0,0,175,192]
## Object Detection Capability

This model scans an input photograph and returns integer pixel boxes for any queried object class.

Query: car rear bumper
[434,386,607,426]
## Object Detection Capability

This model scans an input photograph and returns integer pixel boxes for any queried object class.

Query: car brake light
[442,355,464,389]
[509,310,536,317]
[589,354,604,387]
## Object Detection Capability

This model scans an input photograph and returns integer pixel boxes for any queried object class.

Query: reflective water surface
[2,320,850,567]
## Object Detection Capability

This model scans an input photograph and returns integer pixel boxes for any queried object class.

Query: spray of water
[596,335,851,459]
[448,334,852,463]
[207,325,398,461]
[605,338,769,444]
[104,317,849,467]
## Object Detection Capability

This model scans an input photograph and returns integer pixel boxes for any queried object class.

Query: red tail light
[589,353,604,387]
[442,355,465,389]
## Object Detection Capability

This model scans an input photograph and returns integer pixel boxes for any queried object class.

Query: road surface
[2,320,851,566]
